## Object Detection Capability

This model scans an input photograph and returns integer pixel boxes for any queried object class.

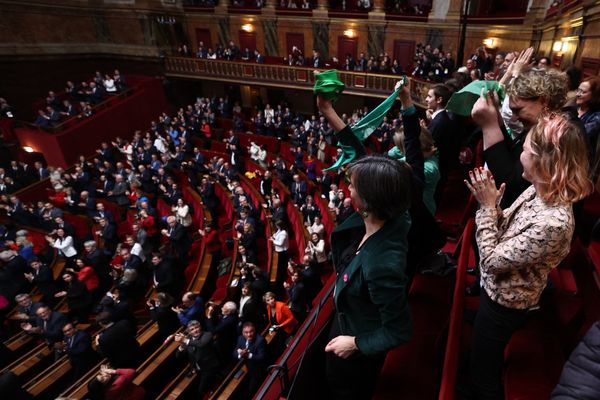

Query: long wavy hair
[529,113,592,204]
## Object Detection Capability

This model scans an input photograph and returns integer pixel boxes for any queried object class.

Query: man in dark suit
[96,218,118,253]
[84,240,112,293]
[61,322,98,379]
[51,216,76,238]
[14,293,44,325]
[25,259,59,306]
[233,322,267,396]
[174,320,221,396]
[21,305,68,346]
[77,191,96,216]
[107,174,129,206]
[290,174,307,206]
[96,175,115,198]
[151,253,179,297]
[425,83,458,198]
[33,162,49,180]
[206,301,238,360]
[95,312,140,368]
[161,216,190,260]
[312,50,323,68]
[0,250,29,302]
[91,202,115,225]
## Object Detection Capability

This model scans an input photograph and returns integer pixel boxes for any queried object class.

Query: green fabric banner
[313,71,405,171]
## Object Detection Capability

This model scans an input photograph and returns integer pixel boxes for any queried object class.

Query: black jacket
[97,320,140,368]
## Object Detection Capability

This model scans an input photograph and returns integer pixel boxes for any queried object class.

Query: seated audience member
[59,322,99,380]
[148,292,180,340]
[21,305,69,346]
[95,311,140,368]
[87,365,145,400]
[174,291,205,327]
[234,322,267,397]
[173,320,220,396]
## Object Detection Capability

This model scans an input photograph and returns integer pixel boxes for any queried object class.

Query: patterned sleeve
[476,207,569,274]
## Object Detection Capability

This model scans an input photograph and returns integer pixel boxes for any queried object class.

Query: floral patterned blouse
[476,185,574,309]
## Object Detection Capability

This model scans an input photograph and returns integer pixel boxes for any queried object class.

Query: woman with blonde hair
[464,112,592,400]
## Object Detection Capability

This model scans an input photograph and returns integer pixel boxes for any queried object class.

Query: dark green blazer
[331,211,412,356]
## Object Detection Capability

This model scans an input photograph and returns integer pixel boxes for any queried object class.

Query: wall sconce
[344,29,355,38]
[553,41,565,52]
[23,146,34,153]
[483,38,495,48]
[242,24,254,33]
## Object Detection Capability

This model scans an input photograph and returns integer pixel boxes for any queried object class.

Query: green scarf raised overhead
[446,80,505,117]
[313,70,404,171]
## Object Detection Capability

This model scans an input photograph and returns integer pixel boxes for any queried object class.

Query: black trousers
[325,314,385,400]
[470,290,529,400]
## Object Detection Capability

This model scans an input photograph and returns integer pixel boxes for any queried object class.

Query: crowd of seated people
[33,69,127,128]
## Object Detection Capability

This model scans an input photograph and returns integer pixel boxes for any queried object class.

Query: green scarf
[313,70,346,103]
[446,80,505,117]
[314,71,405,171]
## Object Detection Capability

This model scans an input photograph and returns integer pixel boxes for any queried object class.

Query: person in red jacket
[198,221,221,268]
[67,258,100,298]
[264,291,297,353]
[87,365,145,400]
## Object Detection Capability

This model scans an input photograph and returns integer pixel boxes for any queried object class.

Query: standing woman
[263,292,297,352]
[46,228,77,268]
[316,85,413,400]
[575,77,600,162]
[269,220,289,286]
[464,111,592,399]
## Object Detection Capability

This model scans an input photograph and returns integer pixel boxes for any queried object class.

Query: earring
[360,209,369,218]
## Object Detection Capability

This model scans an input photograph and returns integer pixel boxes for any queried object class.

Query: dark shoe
[186,367,196,378]
[465,282,480,296]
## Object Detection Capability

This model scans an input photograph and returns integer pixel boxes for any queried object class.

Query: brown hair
[583,76,600,111]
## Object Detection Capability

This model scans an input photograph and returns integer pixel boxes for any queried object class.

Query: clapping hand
[464,167,505,209]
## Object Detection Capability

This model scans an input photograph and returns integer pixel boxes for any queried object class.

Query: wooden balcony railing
[164,56,429,106]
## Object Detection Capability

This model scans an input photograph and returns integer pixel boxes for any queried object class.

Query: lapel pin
[343,273,348,282]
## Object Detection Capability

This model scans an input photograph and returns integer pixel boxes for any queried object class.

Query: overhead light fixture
[483,38,495,48]
[553,41,564,52]
[242,24,254,32]
[23,146,34,153]
[344,29,355,38]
